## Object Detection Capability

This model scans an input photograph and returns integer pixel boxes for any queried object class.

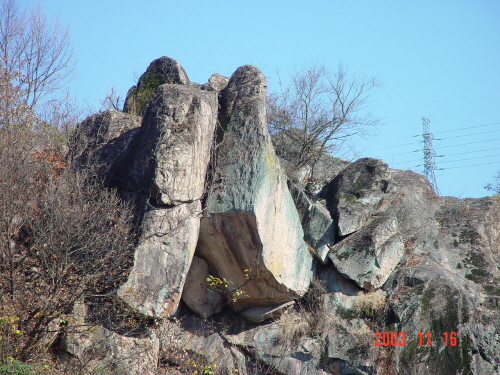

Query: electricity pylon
[422,117,440,196]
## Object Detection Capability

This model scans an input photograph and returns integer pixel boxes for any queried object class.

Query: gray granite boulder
[58,301,159,375]
[122,84,218,205]
[118,201,202,317]
[328,216,405,290]
[69,109,142,184]
[288,181,336,264]
[197,65,314,317]
[117,82,218,317]
[322,157,394,236]
[201,73,229,92]
[181,256,224,319]
[123,56,190,116]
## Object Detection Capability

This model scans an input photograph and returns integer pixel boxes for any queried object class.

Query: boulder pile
[65,56,500,375]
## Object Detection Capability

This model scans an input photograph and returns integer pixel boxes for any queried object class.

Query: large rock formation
[197,65,314,317]
[117,81,218,317]
[65,56,500,375]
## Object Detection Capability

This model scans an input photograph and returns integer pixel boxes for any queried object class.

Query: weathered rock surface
[324,318,374,375]
[69,109,142,184]
[226,318,330,375]
[59,301,160,375]
[67,57,500,375]
[62,326,159,375]
[288,180,336,264]
[322,157,394,236]
[124,56,190,116]
[329,216,404,290]
[386,196,500,375]
[181,256,224,319]
[122,84,218,204]
[197,65,314,315]
[117,82,217,317]
[238,301,294,323]
[158,316,239,375]
[201,73,229,92]
[118,201,201,317]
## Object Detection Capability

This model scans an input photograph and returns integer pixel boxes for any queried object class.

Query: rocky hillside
[64,56,500,375]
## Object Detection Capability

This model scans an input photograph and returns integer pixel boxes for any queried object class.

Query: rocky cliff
[66,56,500,375]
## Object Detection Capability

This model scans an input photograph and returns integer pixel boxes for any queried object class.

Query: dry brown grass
[354,290,386,318]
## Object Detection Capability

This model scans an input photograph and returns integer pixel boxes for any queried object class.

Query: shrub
[354,290,386,318]
[0,358,34,375]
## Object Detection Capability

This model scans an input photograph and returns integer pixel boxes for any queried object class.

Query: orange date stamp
[374,332,458,347]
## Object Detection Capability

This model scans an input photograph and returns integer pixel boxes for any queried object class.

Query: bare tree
[268,64,381,178]
[0,2,137,363]
[0,70,136,361]
[0,0,75,108]
[99,85,124,111]
[484,169,500,195]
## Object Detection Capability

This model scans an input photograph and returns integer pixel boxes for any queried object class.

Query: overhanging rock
[197,65,314,314]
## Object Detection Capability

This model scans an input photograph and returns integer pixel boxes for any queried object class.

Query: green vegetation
[133,72,164,115]
[482,284,500,295]
[0,357,34,375]
[459,229,480,245]
[465,269,491,283]
[343,192,358,203]
[420,286,435,312]
[336,306,359,320]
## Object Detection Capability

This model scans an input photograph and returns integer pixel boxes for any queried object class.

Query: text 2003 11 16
[374,332,458,347]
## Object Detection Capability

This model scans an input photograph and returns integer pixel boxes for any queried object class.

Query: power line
[388,139,499,163]
[434,137,500,150]
[444,147,499,158]
[392,155,445,166]
[370,139,421,151]
[433,121,500,134]
[439,153,500,165]
[443,161,499,170]
[436,128,500,140]
[368,121,499,150]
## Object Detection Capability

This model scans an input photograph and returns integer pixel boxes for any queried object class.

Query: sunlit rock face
[117,79,218,317]
[197,65,314,318]
[69,56,500,375]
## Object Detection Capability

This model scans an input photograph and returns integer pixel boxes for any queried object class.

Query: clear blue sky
[24,0,500,198]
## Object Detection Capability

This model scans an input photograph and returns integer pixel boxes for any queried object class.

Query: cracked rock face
[69,57,500,375]
[116,82,218,317]
[288,180,336,264]
[322,157,394,236]
[328,216,404,290]
[69,109,142,185]
[197,65,314,316]
[117,201,202,317]
[125,84,218,205]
